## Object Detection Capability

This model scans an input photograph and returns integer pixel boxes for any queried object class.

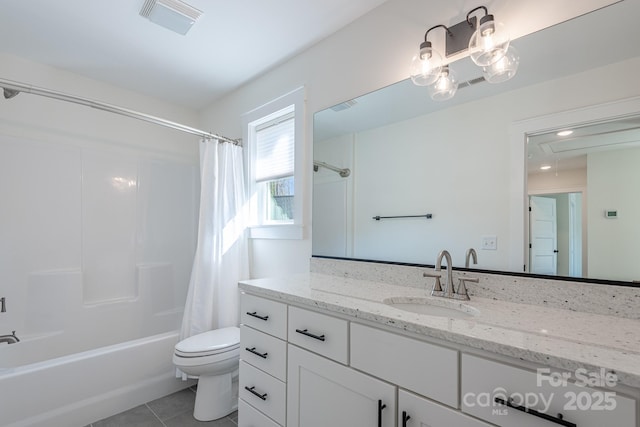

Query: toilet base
[193,372,236,421]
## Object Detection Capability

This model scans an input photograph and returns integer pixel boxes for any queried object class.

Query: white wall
[199,0,618,278]
[0,54,200,358]
[587,147,640,281]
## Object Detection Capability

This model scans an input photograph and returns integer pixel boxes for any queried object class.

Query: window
[243,87,305,239]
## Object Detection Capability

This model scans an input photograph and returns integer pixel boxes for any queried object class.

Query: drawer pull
[494,397,576,427]
[246,311,269,321]
[402,411,411,427]
[245,346,268,359]
[377,400,387,427]
[295,328,326,341]
[245,385,268,401]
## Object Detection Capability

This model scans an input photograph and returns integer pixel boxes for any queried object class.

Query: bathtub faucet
[0,331,20,344]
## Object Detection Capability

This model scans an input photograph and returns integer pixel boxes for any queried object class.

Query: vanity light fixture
[410,5,518,100]
[557,130,574,136]
[540,165,552,170]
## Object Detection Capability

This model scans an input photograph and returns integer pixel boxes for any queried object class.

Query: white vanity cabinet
[462,354,637,427]
[238,294,288,427]
[238,291,638,427]
[398,389,492,427]
[287,344,396,427]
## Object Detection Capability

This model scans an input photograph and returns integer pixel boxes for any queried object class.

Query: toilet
[173,326,240,421]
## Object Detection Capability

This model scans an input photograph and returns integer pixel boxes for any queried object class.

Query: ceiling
[0,0,389,109]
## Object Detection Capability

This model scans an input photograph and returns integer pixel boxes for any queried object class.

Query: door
[287,344,396,427]
[398,389,492,427]
[529,196,558,274]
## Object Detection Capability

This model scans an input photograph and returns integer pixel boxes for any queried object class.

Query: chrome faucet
[423,250,477,301]
[0,297,5,312]
[0,331,20,344]
[436,250,455,298]
[465,248,478,268]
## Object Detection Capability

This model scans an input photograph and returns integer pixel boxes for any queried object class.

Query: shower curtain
[180,139,249,340]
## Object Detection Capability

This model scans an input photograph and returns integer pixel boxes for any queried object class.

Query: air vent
[330,100,358,112]
[140,0,203,35]
[458,76,486,89]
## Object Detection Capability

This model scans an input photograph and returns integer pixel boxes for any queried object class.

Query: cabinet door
[398,389,492,427]
[287,344,396,427]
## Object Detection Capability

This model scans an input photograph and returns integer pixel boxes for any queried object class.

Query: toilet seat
[174,327,240,358]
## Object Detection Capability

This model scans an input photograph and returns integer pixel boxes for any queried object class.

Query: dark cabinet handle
[377,400,387,427]
[245,346,268,359]
[245,385,268,401]
[402,411,411,427]
[295,328,325,341]
[246,311,269,321]
[494,397,576,427]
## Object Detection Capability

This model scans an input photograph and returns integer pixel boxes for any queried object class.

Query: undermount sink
[383,297,480,319]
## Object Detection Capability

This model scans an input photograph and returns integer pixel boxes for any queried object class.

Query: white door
[287,344,396,427]
[398,389,492,427]
[529,196,558,275]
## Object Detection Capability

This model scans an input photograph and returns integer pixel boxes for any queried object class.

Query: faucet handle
[454,277,479,300]
[423,271,444,296]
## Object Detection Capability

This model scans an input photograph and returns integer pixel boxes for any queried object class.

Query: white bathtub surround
[180,139,249,339]
[239,271,640,389]
[310,257,640,320]
[0,332,193,427]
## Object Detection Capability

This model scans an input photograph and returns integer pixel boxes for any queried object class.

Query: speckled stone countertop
[239,273,640,389]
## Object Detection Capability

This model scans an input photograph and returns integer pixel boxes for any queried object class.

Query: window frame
[242,87,305,239]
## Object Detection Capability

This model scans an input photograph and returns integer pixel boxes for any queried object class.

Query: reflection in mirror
[527,116,640,282]
[312,1,640,284]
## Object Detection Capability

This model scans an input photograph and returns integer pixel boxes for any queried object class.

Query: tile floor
[86,387,238,427]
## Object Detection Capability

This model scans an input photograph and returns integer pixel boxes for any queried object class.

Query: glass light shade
[468,18,510,67]
[410,45,443,86]
[427,66,458,101]
[482,46,519,83]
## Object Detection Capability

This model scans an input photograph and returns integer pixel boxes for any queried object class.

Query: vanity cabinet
[462,354,637,427]
[238,294,287,427]
[238,291,638,427]
[287,344,395,427]
[398,389,492,427]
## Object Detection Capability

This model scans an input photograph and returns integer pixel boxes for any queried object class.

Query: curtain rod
[0,77,241,146]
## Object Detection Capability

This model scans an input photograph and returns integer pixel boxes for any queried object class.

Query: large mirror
[312,1,640,284]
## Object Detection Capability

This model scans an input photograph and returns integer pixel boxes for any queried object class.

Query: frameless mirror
[312,1,640,284]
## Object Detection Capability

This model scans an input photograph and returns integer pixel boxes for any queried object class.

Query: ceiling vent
[330,100,358,112]
[140,0,203,35]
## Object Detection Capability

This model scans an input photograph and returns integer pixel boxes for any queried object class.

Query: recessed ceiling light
[140,0,203,35]
[540,165,552,170]
[556,130,573,137]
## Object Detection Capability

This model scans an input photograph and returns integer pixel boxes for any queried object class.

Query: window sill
[249,224,305,240]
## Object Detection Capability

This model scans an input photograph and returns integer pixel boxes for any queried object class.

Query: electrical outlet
[481,235,497,250]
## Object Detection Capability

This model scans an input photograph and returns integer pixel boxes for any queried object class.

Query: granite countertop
[239,272,640,389]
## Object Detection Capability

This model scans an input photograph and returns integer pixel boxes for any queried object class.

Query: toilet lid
[175,326,240,355]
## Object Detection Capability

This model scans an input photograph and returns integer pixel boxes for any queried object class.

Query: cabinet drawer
[351,322,458,407]
[461,354,637,427]
[238,398,281,427]
[240,324,287,381]
[399,389,492,427]
[288,305,348,364]
[239,360,286,425]
[240,293,287,339]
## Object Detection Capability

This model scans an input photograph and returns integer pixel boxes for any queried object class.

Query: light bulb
[410,42,443,86]
[469,15,510,67]
[482,45,519,83]
[427,66,458,101]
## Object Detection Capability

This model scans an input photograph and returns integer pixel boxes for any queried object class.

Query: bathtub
[0,331,193,427]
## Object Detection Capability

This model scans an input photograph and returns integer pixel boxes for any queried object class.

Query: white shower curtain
[180,138,249,340]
